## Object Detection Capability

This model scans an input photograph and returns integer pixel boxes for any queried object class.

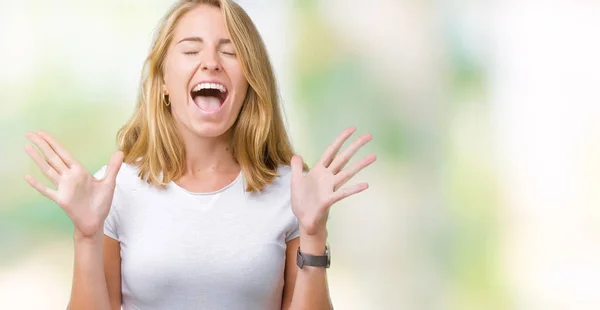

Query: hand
[291,127,376,236]
[24,131,124,239]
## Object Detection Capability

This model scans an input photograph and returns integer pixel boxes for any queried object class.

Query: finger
[328,133,372,173]
[37,130,77,167]
[25,132,68,173]
[334,154,376,191]
[291,155,304,183]
[102,151,124,184]
[318,127,356,168]
[24,144,60,186]
[24,175,58,202]
[329,183,369,205]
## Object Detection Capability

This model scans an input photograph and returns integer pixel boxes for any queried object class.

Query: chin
[189,122,233,138]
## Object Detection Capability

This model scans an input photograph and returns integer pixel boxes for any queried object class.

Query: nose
[199,51,221,72]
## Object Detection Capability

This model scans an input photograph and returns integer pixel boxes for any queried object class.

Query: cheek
[226,65,248,99]
[164,55,196,94]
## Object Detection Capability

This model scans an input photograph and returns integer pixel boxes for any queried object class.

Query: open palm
[24,131,123,238]
[291,127,376,236]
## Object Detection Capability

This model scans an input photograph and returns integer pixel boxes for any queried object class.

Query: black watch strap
[296,245,330,269]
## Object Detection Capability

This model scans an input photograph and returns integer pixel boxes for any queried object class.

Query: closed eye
[221,51,236,56]
[184,51,198,55]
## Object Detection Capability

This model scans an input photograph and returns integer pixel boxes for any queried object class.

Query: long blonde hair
[117,0,304,192]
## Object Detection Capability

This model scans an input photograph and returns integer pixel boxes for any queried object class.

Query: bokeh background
[1,0,600,309]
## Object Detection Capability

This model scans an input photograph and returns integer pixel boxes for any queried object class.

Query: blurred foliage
[1,65,127,265]
[291,1,505,309]
[1,1,509,308]
[292,0,407,165]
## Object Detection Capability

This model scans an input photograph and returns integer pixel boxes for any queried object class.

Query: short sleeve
[285,201,300,242]
[93,165,120,241]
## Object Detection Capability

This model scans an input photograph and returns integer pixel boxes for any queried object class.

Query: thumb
[291,155,304,182]
[104,151,124,184]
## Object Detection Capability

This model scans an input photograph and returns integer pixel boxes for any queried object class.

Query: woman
[24,0,375,309]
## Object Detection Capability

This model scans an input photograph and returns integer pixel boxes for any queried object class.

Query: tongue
[194,96,221,112]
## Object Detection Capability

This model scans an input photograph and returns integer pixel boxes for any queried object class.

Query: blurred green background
[2,1,600,309]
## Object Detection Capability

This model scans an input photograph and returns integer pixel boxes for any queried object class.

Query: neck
[177,126,240,177]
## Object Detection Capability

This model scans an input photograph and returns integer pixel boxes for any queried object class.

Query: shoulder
[93,162,152,213]
[93,162,144,191]
[275,165,292,183]
[260,165,292,194]
[245,165,293,201]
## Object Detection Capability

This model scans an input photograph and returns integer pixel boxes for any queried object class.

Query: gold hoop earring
[162,93,170,106]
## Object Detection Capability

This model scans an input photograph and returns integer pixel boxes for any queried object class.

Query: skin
[24,4,376,310]
[162,4,248,140]
[163,4,248,186]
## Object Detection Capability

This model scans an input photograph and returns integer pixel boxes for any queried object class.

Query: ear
[162,83,169,95]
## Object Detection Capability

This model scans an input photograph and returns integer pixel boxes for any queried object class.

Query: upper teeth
[193,83,226,93]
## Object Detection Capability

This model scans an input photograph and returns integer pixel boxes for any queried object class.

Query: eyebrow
[177,37,232,45]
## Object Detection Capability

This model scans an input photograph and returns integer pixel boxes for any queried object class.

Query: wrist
[299,228,328,255]
[73,228,103,246]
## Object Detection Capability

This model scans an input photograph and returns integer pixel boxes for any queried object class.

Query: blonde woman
[24,0,375,309]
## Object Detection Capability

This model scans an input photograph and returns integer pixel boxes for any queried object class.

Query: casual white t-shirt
[94,163,300,310]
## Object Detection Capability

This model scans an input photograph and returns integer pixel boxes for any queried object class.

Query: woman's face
[162,4,248,138]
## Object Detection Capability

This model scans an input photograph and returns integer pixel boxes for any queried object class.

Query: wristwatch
[296,244,331,269]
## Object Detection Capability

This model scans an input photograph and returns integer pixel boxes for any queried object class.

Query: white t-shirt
[94,163,300,310]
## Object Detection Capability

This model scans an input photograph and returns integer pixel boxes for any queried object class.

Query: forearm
[289,229,333,310]
[68,232,111,310]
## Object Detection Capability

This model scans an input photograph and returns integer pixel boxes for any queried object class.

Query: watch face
[297,247,304,269]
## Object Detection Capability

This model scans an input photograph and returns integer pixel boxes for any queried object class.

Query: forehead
[174,4,229,40]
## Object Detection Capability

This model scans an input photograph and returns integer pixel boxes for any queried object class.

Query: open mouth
[190,82,228,113]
